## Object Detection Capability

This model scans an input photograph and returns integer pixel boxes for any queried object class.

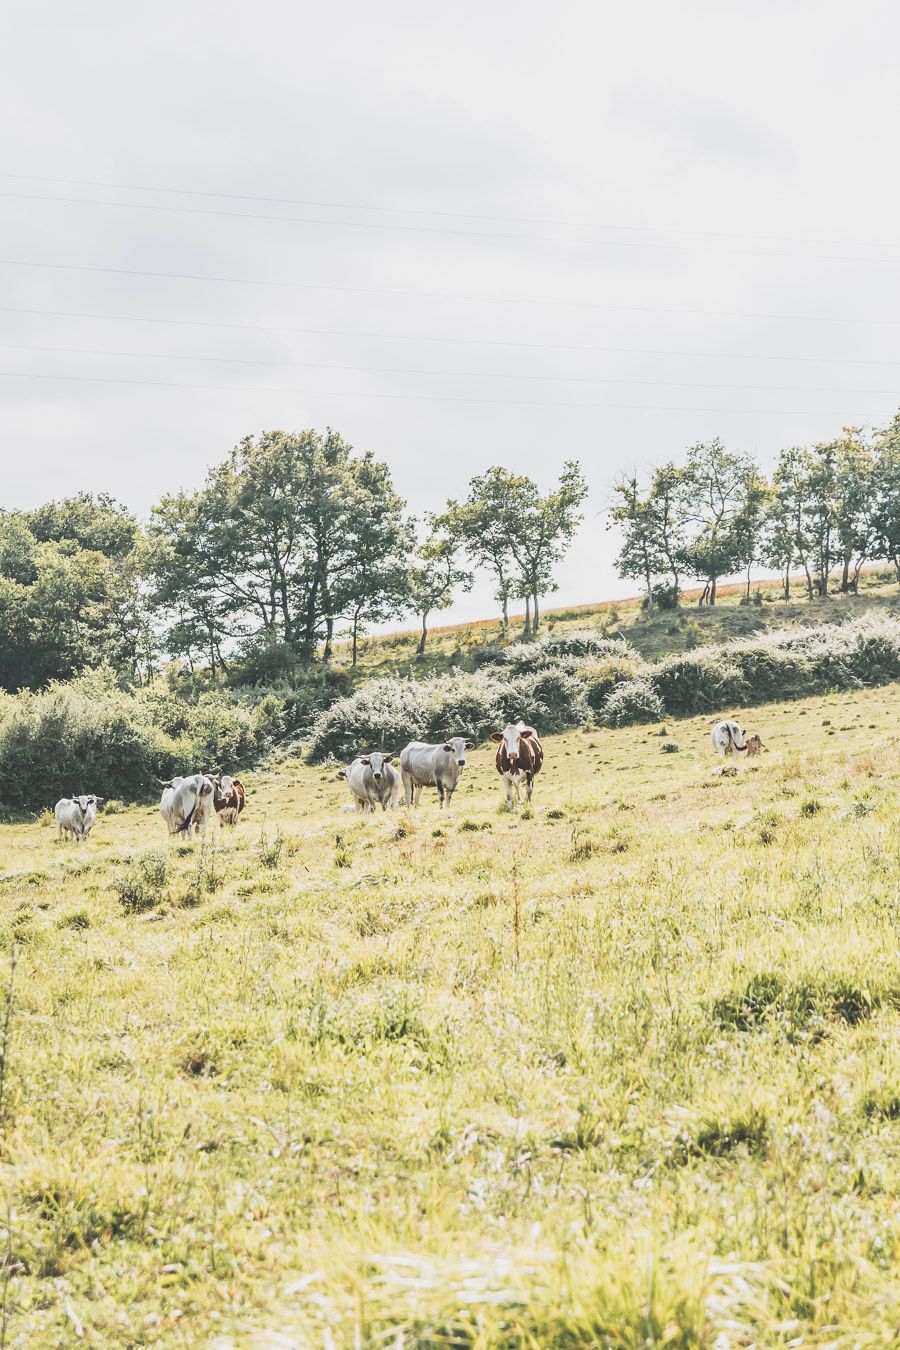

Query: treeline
[0,429,586,692]
[612,413,900,608]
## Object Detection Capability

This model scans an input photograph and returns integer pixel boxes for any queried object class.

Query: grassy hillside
[2,685,898,1344]
[343,569,900,677]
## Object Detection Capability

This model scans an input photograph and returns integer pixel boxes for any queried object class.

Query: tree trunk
[532,591,540,634]
[523,595,531,634]
[351,612,360,667]
[417,610,429,657]
[501,593,509,632]
[840,553,851,593]
[709,576,717,606]
[323,615,334,663]
[783,566,790,601]
[745,565,752,601]
[804,564,814,600]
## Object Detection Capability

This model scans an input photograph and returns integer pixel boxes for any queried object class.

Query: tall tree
[442,468,521,632]
[503,462,588,634]
[407,520,473,657]
[149,428,411,667]
[678,439,757,605]
[870,411,900,583]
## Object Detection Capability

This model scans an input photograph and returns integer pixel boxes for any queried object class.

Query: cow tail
[175,803,197,835]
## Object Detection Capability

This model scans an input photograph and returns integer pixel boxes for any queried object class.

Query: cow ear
[465,740,475,750]
[442,743,453,752]
[93,796,104,804]
[360,756,371,765]
[520,727,533,738]
[383,754,393,763]
[490,731,503,741]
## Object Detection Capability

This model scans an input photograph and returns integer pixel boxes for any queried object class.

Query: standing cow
[491,721,543,805]
[344,753,400,813]
[55,794,103,842]
[711,720,748,757]
[214,775,246,826]
[160,774,216,836]
[400,736,475,808]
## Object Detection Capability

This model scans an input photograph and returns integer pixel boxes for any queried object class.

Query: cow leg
[503,772,513,805]
[413,783,422,806]
[525,772,534,802]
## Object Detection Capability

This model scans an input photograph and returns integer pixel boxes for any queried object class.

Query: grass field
[2,686,899,1346]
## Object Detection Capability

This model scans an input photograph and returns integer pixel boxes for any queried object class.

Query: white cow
[711,719,748,757]
[400,736,475,808]
[345,753,401,813]
[55,794,103,842]
[160,774,216,836]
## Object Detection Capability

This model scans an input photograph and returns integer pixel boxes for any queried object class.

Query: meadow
[1,685,899,1346]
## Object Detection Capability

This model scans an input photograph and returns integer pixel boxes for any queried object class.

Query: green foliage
[600,677,665,727]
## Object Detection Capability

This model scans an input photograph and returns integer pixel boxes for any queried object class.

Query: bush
[600,678,664,727]
[576,655,646,714]
[650,652,748,716]
[497,669,589,734]
[113,850,169,914]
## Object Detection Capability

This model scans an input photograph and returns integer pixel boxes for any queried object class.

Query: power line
[2,304,899,367]
[2,256,900,325]
[0,366,888,417]
[1,187,896,265]
[3,339,899,398]
[0,170,892,254]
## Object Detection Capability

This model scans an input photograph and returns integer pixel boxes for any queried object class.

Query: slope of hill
[341,569,900,678]
[2,683,899,1344]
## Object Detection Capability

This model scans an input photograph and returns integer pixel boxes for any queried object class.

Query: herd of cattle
[51,717,763,841]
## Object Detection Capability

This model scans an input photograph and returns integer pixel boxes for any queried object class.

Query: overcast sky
[2,0,900,623]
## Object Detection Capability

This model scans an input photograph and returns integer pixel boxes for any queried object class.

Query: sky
[2,0,900,624]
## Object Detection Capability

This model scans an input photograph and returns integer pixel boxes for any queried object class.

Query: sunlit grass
[0,683,898,1344]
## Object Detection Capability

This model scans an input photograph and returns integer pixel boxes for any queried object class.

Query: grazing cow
[490,721,544,805]
[711,719,748,757]
[745,734,765,757]
[160,774,216,836]
[345,753,400,813]
[214,775,246,826]
[400,736,475,808]
[55,794,103,842]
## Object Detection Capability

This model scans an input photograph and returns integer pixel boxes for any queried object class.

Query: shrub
[497,669,589,734]
[113,850,169,914]
[650,652,748,716]
[600,678,664,727]
[576,655,646,714]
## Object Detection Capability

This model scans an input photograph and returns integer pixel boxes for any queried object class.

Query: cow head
[490,721,534,767]
[442,736,475,767]
[72,794,102,812]
[360,752,393,781]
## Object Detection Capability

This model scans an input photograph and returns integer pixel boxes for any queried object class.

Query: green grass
[1,685,900,1344]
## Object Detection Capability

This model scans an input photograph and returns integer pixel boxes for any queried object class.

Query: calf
[214,775,246,826]
[400,736,475,808]
[491,721,543,805]
[745,734,765,757]
[345,753,400,813]
[160,774,216,836]
[55,794,103,842]
[711,719,748,757]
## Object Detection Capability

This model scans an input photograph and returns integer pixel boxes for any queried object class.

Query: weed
[113,851,169,914]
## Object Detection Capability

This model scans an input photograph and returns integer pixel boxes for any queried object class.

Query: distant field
[341,570,900,677]
[3,685,899,1344]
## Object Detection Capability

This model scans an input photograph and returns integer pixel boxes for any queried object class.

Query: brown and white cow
[214,775,246,826]
[490,721,544,805]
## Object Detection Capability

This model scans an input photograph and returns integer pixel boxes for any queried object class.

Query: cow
[214,775,246,826]
[160,774,216,837]
[711,720,748,758]
[745,734,765,757]
[490,721,544,805]
[400,736,475,808]
[55,794,103,843]
[344,753,400,813]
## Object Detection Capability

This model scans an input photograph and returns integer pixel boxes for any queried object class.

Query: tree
[870,411,900,583]
[609,462,688,608]
[503,461,588,634]
[407,521,473,657]
[25,492,138,560]
[833,429,876,593]
[148,428,411,668]
[678,439,758,605]
[442,468,521,632]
